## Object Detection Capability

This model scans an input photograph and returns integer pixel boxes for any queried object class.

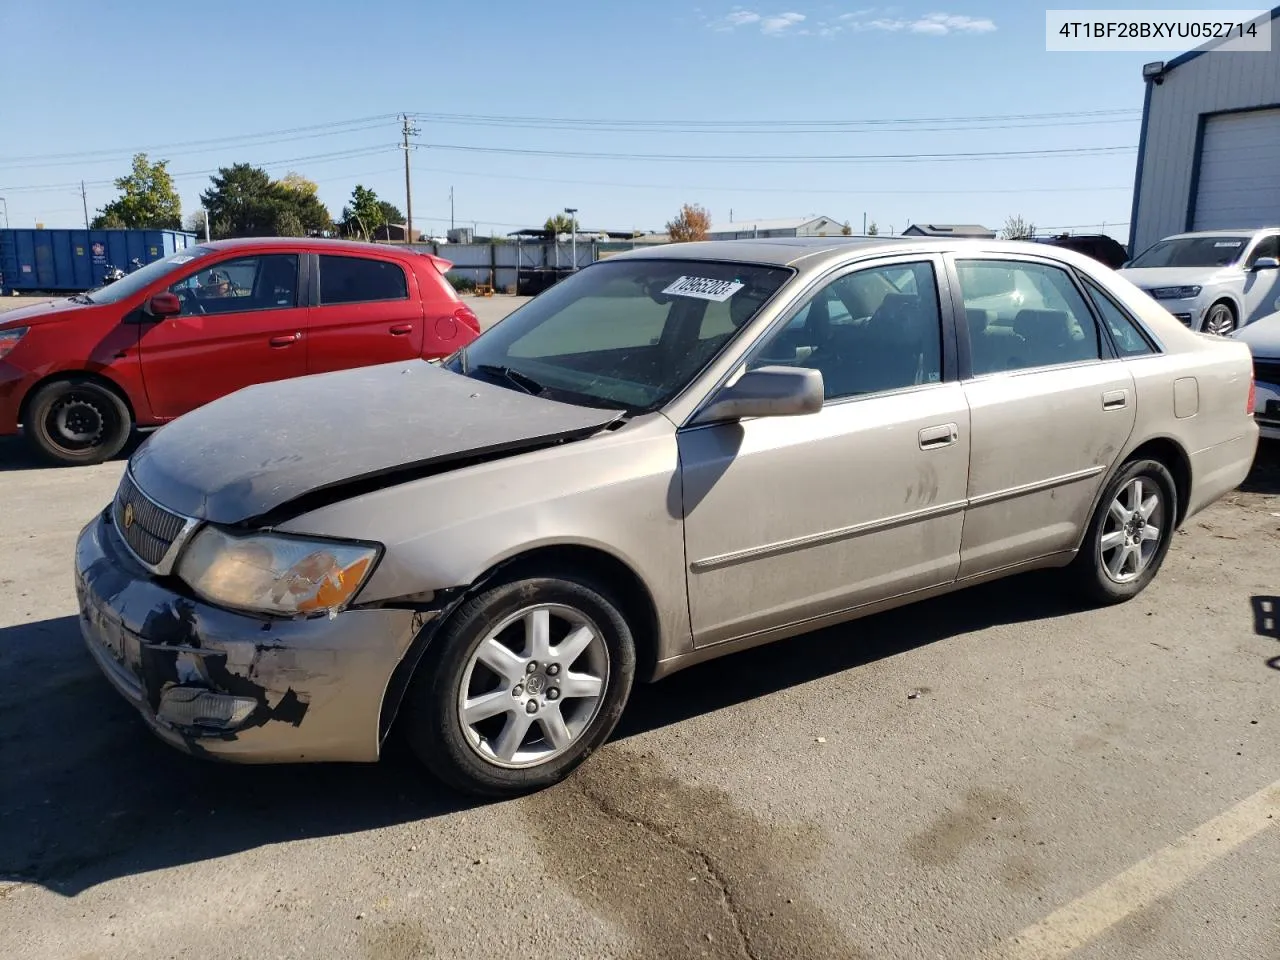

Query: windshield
[83,246,216,304]
[446,258,794,412]
[1128,235,1249,269]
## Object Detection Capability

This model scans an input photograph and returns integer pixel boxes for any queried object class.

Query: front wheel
[24,377,133,466]
[1071,458,1178,605]
[401,572,637,797]
[1202,301,1237,336]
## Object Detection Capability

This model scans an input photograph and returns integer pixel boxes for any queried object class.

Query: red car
[0,237,481,465]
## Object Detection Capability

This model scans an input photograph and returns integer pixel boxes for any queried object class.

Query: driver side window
[746,261,944,401]
[168,254,299,317]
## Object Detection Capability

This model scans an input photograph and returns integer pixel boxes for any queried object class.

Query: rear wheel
[1071,458,1177,604]
[401,571,636,797]
[24,377,133,466]
[1202,301,1237,336]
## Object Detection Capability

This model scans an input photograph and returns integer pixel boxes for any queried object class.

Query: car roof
[1159,227,1280,241]
[197,236,424,259]
[602,235,1103,271]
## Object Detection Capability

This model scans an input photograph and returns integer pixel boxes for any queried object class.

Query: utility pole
[80,181,90,229]
[400,114,420,244]
[450,186,454,233]
[863,212,867,235]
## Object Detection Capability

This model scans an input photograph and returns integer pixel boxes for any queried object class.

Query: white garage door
[1192,108,1280,230]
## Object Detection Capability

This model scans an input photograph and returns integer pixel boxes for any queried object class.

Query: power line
[415,165,1133,196]
[0,115,400,167]
[407,107,1140,130]
[414,142,1136,164]
[0,146,399,194]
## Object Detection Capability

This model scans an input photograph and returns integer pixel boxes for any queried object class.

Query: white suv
[1118,227,1280,335]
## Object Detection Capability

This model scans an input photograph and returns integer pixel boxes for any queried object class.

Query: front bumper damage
[74,508,429,763]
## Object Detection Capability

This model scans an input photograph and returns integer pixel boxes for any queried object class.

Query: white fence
[406,240,658,292]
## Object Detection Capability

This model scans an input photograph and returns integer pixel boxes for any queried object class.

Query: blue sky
[0,1,1211,242]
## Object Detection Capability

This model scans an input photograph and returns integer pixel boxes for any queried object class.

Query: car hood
[128,361,626,525]
[1116,266,1233,288]
[0,296,99,329]
[1232,310,1280,358]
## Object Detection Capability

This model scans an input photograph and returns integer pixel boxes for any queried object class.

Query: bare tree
[867,221,879,236]
[1001,214,1036,239]
[666,203,711,242]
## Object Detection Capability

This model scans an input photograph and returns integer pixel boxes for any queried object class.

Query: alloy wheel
[1099,477,1165,583]
[1203,304,1236,336]
[457,603,610,768]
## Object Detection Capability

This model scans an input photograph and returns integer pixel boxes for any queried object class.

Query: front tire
[1202,301,1237,336]
[24,377,133,466]
[1071,458,1177,605]
[401,572,637,798]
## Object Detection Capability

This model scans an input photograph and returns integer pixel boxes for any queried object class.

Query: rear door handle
[389,323,414,335]
[919,422,959,450]
[269,332,301,347]
[1102,389,1129,410]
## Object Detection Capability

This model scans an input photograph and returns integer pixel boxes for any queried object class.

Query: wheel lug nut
[526,661,538,673]
[526,700,538,714]
[512,684,523,697]
[547,688,560,701]
[547,664,560,676]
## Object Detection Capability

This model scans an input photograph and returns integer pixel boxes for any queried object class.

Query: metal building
[1129,6,1280,256]
[706,216,846,240]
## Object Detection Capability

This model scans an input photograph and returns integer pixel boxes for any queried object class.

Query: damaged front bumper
[74,508,427,763]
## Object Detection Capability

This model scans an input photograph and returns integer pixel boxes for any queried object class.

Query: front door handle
[1102,389,1129,410]
[389,323,414,336]
[269,332,301,347]
[919,422,959,450]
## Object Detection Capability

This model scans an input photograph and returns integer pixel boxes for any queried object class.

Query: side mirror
[1253,257,1280,270]
[144,292,182,317]
[691,365,824,425]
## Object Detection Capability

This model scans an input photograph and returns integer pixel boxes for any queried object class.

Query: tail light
[455,304,481,336]
[1247,374,1256,415]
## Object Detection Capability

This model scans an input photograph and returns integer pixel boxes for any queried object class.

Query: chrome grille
[112,472,187,567]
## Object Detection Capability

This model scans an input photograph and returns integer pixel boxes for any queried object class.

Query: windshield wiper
[473,363,546,396]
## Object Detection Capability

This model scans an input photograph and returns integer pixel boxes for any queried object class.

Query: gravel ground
[1,292,1278,959]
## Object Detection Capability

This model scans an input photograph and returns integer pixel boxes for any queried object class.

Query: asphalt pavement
[0,293,1277,960]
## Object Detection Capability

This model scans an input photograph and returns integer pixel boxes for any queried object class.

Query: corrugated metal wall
[1132,47,1280,254]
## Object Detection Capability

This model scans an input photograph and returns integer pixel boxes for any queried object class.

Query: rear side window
[1082,276,1158,357]
[319,255,409,305]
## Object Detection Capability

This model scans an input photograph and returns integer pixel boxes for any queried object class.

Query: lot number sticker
[662,275,745,302]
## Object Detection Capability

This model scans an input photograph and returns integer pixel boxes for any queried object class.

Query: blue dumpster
[0,228,200,295]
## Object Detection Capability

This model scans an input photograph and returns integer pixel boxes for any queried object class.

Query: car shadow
[1239,439,1280,494]
[1249,596,1280,671]
[0,434,143,473]
[0,571,1080,898]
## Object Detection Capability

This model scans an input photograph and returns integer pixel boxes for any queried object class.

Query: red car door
[306,252,425,374]
[138,252,309,420]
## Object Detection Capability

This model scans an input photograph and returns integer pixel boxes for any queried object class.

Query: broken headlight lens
[176,526,380,617]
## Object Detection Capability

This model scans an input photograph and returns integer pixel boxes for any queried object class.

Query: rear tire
[401,571,636,798]
[1071,458,1177,605]
[24,377,132,467]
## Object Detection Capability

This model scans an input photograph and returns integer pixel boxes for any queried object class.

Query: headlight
[1149,285,1201,300]
[0,326,29,360]
[176,526,380,617]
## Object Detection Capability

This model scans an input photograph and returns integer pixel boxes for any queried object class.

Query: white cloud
[709,7,994,37]
[761,12,806,33]
[709,8,807,34]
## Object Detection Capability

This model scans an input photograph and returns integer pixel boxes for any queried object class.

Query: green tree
[340,184,388,240]
[544,212,577,235]
[199,164,332,238]
[867,221,879,236]
[91,153,181,229]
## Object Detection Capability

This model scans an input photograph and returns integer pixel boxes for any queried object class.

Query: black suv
[1025,234,1130,270]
